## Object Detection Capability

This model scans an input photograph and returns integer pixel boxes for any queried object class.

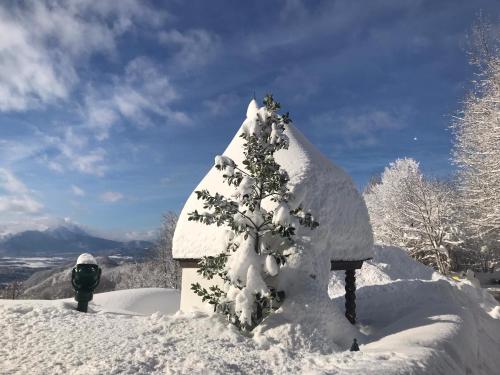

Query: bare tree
[364,158,461,274]
[364,158,421,250]
[0,281,23,299]
[452,14,500,253]
[154,211,181,289]
[402,178,462,274]
[116,211,181,290]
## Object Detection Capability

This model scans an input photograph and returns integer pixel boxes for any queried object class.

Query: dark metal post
[345,269,356,324]
[77,300,88,313]
[331,259,369,325]
[71,254,101,313]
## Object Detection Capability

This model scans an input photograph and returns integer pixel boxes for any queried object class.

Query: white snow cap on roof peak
[246,99,259,119]
[173,98,374,269]
[76,253,97,265]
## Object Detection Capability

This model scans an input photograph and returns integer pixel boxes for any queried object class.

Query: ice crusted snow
[1,247,499,374]
[76,253,97,265]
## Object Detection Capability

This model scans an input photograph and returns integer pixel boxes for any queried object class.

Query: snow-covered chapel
[173,99,374,317]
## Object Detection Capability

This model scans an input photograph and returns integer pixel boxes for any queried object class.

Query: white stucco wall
[180,267,225,312]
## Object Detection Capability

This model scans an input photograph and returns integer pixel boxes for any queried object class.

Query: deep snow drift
[1,246,499,375]
[91,288,180,315]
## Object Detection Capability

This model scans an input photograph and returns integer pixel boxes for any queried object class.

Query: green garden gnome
[71,253,101,312]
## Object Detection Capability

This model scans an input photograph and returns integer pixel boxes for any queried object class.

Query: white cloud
[70,149,107,176]
[0,3,183,177]
[83,57,191,140]
[160,177,172,186]
[0,168,43,215]
[0,168,29,194]
[203,93,241,116]
[122,229,157,241]
[0,140,44,165]
[85,105,120,142]
[47,160,65,173]
[159,29,220,71]
[100,191,124,203]
[71,185,86,197]
[84,226,157,242]
[0,215,52,237]
[0,195,42,215]
[0,7,75,111]
[0,0,166,112]
[42,127,108,176]
[311,107,409,148]
[0,215,86,237]
[273,66,319,102]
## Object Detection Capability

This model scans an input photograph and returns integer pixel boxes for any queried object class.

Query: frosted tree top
[173,99,373,262]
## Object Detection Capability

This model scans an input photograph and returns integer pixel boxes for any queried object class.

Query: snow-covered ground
[1,247,499,375]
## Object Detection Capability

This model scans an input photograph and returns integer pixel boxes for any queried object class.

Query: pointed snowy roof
[173,100,373,261]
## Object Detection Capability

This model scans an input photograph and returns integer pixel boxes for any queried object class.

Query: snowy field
[0,256,70,285]
[1,246,500,375]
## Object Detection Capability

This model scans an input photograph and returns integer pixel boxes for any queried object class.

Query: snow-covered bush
[364,158,461,274]
[188,95,318,330]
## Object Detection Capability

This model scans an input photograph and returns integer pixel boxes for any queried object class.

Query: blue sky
[0,0,498,239]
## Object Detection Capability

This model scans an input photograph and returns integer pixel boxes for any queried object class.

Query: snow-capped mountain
[0,225,153,257]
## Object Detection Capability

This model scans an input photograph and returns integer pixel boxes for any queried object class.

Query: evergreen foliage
[188,95,318,330]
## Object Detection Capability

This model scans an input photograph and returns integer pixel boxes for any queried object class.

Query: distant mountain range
[0,225,153,257]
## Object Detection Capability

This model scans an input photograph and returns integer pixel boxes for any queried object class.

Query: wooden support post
[344,269,356,324]
[331,259,369,325]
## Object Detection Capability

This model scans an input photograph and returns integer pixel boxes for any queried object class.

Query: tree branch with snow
[188,95,318,330]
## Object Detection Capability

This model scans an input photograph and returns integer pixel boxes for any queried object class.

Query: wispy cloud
[273,67,319,102]
[0,168,30,194]
[84,226,157,242]
[84,57,191,141]
[0,168,42,214]
[42,127,108,176]
[0,139,44,165]
[100,191,124,203]
[7,56,189,177]
[71,185,86,197]
[159,29,220,71]
[310,107,410,149]
[0,0,166,112]
[0,7,75,111]
[203,93,241,116]
[0,215,56,237]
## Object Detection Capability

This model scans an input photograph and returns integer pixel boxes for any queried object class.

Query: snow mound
[91,288,180,315]
[173,102,374,268]
[327,245,500,374]
[1,252,499,374]
[172,100,374,350]
[76,253,97,265]
[253,247,359,353]
[329,245,440,296]
[173,100,374,330]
